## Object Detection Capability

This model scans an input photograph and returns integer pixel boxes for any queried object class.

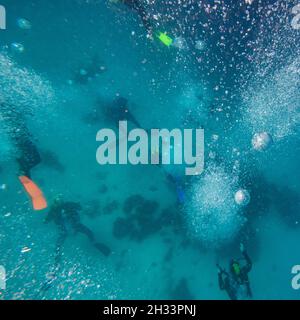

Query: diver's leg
[17,157,31,178]
[17,138,41,177]
[246,283,253,299]
[76,223,111,256]
[54,228,67,267]
[139,11,153,35]
[34,227,67,299]
[128,114,142,128]
[75,223,95,242]
[93,242,111,257]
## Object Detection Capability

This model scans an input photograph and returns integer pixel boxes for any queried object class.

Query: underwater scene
[0,0,300,300]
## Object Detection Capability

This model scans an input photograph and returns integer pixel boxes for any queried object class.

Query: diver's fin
[127,113,142,128]
[156,31,173,47]
[19,176,47,211]
[164,172,185,204]
[94,242,111,257]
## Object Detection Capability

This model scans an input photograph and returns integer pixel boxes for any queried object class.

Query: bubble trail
[184,164,245,248]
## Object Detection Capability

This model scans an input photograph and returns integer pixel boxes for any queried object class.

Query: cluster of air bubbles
[0,52,55,112]
[243,57,300,140]
[0,119,13,160]
[177,83,212,127]
[10,43,25,54]
[251,132,273,151]
[17,18,32,30]
[195,40,206,51]
[172,36,188,51]
[0,183,7,191]
[184,164,246,248]
[234,189,251,206]
[9,18,32,54]
[79,68,88,76]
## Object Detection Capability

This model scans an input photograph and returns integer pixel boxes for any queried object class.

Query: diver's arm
[76,223,111,256]
[130,114,142,128]
[218,271,225,290]
[44,205,60,224]
[138,10,153,35]
[120,0,134,8]
[242,250,252,273]
[74,202,82,211]
[217,264,227,290]
[240,243,252,273]
[67,202,82,212]
[44,210,54,223]
[123,0,153,35]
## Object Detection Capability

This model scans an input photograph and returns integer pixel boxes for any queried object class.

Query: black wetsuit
[34,202,110,298]
[15,133,41,178]
[104,97,142,128]
[122,0,153,34]
[45,201,111,257]
[218,251,252,300]
[0,103,41,177]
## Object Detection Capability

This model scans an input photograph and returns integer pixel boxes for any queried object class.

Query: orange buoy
[19,176,47,211]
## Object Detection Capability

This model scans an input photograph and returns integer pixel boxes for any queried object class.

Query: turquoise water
[0,0,300,300]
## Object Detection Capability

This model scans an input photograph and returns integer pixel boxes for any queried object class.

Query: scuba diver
[164,173,186,204]
[45,197,111,257]
[72,55,106,85]
[103,96,142,128]
[1,102,47,211]
[217,243,253,300]
[35,196,111,298]
[14,127,41,178]
[0,103,41,178]
[110,0,175,47]
[35,197,111,298]
[110,0,154,36]
[84,96,142,128]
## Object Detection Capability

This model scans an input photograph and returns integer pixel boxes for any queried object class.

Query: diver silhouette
[35,198,111,298]
[104,97,142,128]
[113,0,153,35]
[217,244,253,300]
[0,102,41,178]
[45,197,111,257]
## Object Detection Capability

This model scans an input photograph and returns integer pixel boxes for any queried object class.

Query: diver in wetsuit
[0,103,41,178]
[217,244,253,300]
[14,128,41,178]
[45,197,111,257]
[35,198,111,298]
[73,55,106,85]
[85,96,142,128]
[112,0,153,36]
[105,97,142,128]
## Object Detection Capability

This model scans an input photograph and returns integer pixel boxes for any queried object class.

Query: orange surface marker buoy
[19,176,47,211]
